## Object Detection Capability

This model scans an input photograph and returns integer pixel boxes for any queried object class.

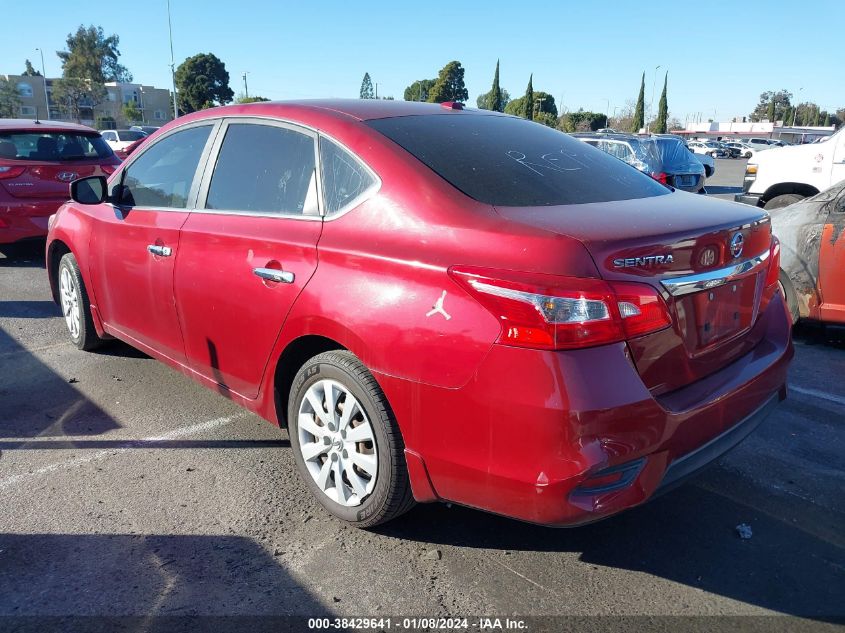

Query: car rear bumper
[379,291,793,526]
[0,198,63,244]
[734,193,761,206]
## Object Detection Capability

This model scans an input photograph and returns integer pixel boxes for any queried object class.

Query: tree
[57,25,132,84]
[22,60,41,77]
[749,90,792,122]
[404,79,435,102]
[823,113,831,127]
[783,106,794,126]
[122,101,141,123]
[632,72,645,132]
[236,95,270,103]
[559,109,607,133]
[175,53,234,114]
[486,60,504,112]
[477,88,510,111]
[0,77,22,118]
[766,98,776,122]
[427,61,468,103]
[360,73,374,99]
[521,74,534,120]
[506,91,556,120]
[813,108,821,126]
[654,72,669,133]
[52,77,105,122]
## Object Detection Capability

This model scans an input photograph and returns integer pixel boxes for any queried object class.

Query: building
[670,119,836,144]
[2,74,174,129]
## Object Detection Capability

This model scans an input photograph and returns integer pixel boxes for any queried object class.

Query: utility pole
[167,0,178,119]
[242,72,249,99]
[646,65,661,133]
[604,98,610,128]
[35,47,50,120]
[375,82,379,99]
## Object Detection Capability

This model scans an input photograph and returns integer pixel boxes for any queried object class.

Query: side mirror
[70,176,107,205]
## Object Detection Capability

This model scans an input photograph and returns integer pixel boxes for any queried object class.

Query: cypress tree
[654,72,669,133]
[783,106,793,126]
[359,73,374,99]
[522,74,534,120]
[824,113,831,127]
[766,98,776,122]
[632,72,645,132]
[487,60,503,112]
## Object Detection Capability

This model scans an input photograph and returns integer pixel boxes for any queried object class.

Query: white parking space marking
[789,385,845,408]
[0,413,247,491]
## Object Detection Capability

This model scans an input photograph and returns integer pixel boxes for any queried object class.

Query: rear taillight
[650,171,668,185]
[101,164,116,175]
[0,166,26,180]
[449,267,671,350]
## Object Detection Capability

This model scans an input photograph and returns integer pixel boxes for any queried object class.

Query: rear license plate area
[689,275,760,348]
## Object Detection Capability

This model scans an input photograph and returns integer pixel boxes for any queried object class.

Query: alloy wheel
[297,378,378,507]
[60,266,81,340]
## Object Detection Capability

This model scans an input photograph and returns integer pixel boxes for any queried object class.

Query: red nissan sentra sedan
[46,100,793,527]
[0,119,120,251]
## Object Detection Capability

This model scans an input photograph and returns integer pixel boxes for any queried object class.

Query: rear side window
[367,115,668,206]
[119,125,212,209]
[0,132,113,161]
[320,137,377,215]
[205,123,318,215]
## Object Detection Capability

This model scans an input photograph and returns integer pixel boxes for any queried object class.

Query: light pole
[242,72,249,99]
[604,98,610,128]
[647,64,660,133]
[793,87,804,128]
[167,0,178,119]
[35,47,50,120]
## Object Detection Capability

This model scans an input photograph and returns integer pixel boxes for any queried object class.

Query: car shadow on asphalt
[0,242,46,269]
[0,300,60,319]
[0,532,338,627]
[0,327,122,438]
[376,467,844,621]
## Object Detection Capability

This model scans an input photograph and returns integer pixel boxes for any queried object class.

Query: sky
[3,0,843,123]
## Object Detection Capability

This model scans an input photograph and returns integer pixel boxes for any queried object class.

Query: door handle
[147,244,172,257]
[253,267,295,284]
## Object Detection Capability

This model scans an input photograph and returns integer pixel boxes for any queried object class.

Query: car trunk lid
[495,191,773,394]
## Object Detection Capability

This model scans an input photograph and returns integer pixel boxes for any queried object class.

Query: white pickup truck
[735,127,845,209]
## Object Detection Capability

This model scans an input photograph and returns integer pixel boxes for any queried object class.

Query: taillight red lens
[651,171,668,185]
[610,281,673,339]
[0,166,26,180]
[765,236,780,289]
[449,267,671,350]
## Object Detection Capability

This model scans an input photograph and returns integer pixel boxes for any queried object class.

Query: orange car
[772,181,845,324]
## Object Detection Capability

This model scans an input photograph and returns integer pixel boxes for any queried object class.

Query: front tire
[764,194,803,210]
[58,253,104,351]
[779,270,800,325]
[288,350,415,528]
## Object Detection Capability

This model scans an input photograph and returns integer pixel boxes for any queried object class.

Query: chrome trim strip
[660,249,770,297]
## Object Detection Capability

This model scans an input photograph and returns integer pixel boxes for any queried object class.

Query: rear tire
[58,253,104,351]
[288,350,415,528]
[764,194,803,210]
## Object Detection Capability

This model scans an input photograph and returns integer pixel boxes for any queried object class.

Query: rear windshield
[118,130,146,142]
[0,132,113,161]
[366,114,669,206]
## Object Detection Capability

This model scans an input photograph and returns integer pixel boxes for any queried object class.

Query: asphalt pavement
[1,194,843,631]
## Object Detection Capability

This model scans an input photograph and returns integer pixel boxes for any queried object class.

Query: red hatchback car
[46,101,793,527]
[0,119,120,251]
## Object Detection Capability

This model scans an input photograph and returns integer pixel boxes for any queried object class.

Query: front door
[89,123,216,363]
[174,119,322,398]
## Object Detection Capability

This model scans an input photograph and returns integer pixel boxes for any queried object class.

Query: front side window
[205,123,317,215]
[119,124,212,209]
[320,137,376,215]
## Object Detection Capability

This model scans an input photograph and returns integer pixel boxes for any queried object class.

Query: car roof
[186,99,509,123]
[0,118,99,134]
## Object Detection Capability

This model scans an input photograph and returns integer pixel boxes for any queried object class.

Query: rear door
[89,122,218,363]
[818,188,845,323]
[174,118,323,398]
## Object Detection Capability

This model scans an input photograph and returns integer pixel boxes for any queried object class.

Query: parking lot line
[0,412,248,491]
[789,385,845,408]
